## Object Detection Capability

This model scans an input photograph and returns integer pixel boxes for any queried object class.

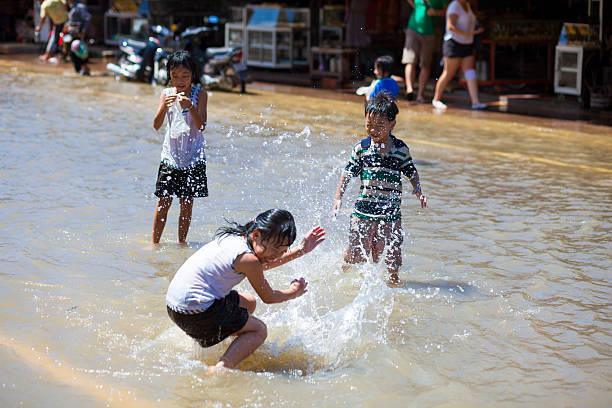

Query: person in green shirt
[401,0,448,102]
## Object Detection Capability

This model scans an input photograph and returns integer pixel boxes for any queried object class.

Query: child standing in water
[152,50,208,245]
[166,209,325,369]
[332,94,427,284]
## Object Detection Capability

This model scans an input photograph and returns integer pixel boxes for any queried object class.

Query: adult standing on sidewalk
[402,0,449,103]
[35,0,68,62]
[431,0,485,110]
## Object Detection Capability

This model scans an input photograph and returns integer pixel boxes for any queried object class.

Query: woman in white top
[166,209,325,369]
[432,0,486,110]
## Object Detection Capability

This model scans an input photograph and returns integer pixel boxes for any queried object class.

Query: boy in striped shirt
[333,94,427,284]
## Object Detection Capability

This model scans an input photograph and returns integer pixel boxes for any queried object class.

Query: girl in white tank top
[166,209,326,370]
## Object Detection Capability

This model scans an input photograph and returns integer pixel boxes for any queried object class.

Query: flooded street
[1,59,611,407]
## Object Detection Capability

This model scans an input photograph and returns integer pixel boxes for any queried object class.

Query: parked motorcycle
[180,25,248,93]
[106,25,171,85]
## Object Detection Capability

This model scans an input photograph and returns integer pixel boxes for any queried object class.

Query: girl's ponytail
[216,209,297,246]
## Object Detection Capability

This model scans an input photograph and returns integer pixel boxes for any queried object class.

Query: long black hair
[216,209,297,246]
[167,49,199,83]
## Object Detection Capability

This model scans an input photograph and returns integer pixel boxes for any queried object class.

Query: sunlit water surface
[0,63,611,407]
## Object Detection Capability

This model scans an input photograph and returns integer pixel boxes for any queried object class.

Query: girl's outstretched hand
[300,226,326,254]
[290,277,308,298]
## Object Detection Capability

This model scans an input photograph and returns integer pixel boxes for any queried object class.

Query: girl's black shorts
[154,160,208,198]
[167,290,249,348]
[443,39,474,59]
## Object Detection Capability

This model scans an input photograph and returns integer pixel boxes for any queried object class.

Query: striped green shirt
[345,135,417,222]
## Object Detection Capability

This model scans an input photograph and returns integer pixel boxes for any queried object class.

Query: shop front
[469,0,611,108]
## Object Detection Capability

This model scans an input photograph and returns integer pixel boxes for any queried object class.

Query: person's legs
[384,219,403,284]
[216,315,267,369]
[401,29,419,97]
[416,66,430,102]
[461,54,482,106]
[40,24,57,61]
[343,217,372,269]
[178,197,193,243]
[238,291,257,315]
[152,197,172,244]
[370,219,402,283]
[433,57,462,107]
[49,23,63,58]
[70,51,82,73]
[404,63,417,95]
[416,34,435,102]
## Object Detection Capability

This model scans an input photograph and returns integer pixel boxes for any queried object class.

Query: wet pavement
[1,45,611,129]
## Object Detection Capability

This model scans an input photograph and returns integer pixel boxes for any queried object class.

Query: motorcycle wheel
[153,58,170,86]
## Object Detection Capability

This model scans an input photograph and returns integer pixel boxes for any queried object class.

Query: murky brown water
[1,59,611,407]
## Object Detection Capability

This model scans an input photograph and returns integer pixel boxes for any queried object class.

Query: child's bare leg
[152,197,172,244]
[372,219,403,284]
[178,197,193,243]
[216,316,267,369]
[238,291,257,315]
[342,217,371,271]
[387,221,403,285]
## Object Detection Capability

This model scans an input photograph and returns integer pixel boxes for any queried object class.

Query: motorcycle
[106,25,172,85]
[180,25,248,93]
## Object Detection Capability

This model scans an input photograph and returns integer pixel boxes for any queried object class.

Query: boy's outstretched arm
[333,171,352,213]
[409,172,427,208]
[261,226,326,271]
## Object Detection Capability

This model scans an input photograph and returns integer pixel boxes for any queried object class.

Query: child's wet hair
[365,93,399,122]
[374,55,394,76]
[216,209,297,246]
[168,49,199,83]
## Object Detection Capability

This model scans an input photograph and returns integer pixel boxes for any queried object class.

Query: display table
[310,47,358,87]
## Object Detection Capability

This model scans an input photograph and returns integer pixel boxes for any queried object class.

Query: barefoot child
[152,50,208,244]
[166,209,325,369]
[332,94,426,284]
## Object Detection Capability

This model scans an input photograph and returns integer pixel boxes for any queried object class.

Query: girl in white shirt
[166,209,325,369]
[432,0,486,110]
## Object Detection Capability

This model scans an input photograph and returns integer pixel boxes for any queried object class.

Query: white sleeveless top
[166,235,253,313]
[444,0,477,44]
[160,86,206,169]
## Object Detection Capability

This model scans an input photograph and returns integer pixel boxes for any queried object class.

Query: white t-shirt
[166,235,253,313]
[443,0,477,44]
[160,86,206,169]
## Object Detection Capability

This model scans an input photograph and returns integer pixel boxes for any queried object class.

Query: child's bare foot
[386,273,402,287]
[143,243,161,250]
[205,362,229,375]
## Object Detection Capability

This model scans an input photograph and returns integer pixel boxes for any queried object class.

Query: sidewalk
[2,41,611,127]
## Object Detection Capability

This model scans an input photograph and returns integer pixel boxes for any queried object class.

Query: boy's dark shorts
[443,39,474,59]
[154,160,208,198]
[167,290,249,348]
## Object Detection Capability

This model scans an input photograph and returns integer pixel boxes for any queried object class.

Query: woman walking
[431,0,485,110]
